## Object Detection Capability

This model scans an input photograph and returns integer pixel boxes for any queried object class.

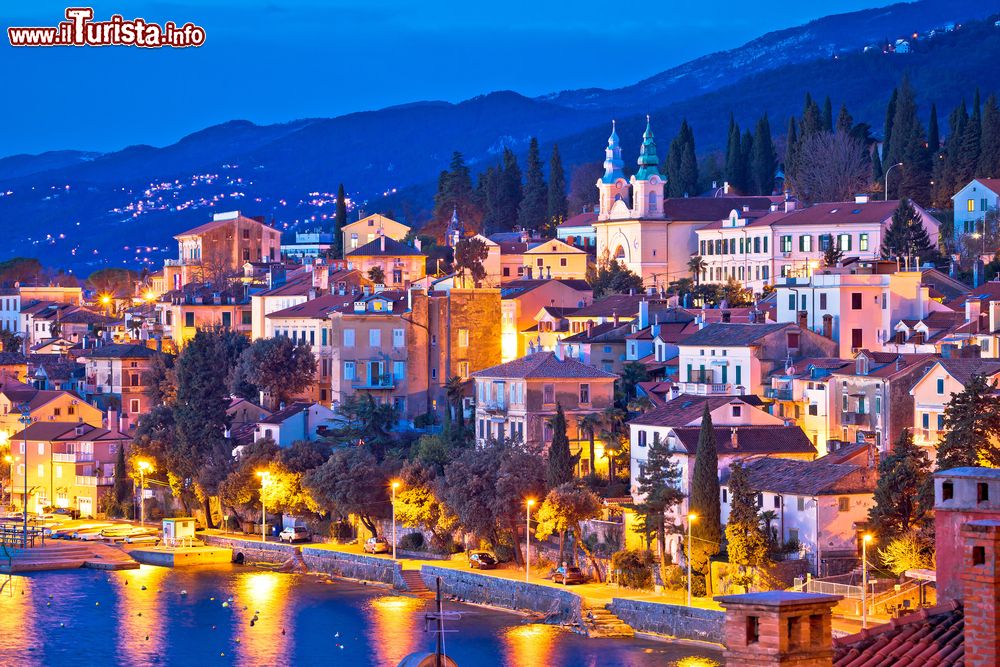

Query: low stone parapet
[607,598,725,644]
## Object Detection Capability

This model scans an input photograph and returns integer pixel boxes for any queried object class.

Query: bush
[399,532,425,551]
[662,564,685,591]
[493,543,516,563]
[610,549,655,590]
[690,572,707,597]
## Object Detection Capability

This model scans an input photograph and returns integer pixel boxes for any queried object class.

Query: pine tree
[740,129,754,194]
[333,184,347,259]
[978,95,1000,178]
[823,237,844,267]
[784,116,799,185]
[880,198,935,264]
[724,115,744,191]
[546,404,578,488]
[821,96,834,133]
[888,76,931,204]
[689,404,721,593]
[751,114,776,195]
[547,144,568,230]
[938,373,1000,470]
[635,432,684,573]
[433,152,479,233]
[679,121,699,197]
[868,428,933,544]
[799,93,822,139]
[958,89,983,184]
[501,148,523,228]
[928,104,940,153]
[517,137,548,233]
[725,462,770,592]
[836,104,854,136]
[883,87,899,158]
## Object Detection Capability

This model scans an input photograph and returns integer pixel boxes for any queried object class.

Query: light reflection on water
[0,565,721,666]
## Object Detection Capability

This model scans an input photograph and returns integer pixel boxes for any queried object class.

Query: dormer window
[856,356,869,376]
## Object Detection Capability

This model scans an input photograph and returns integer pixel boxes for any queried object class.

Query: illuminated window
[458,329,470,347]
[968,199,975,212]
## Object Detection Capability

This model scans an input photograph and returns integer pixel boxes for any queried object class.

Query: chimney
[106,410,118,431]
[716,592,842,667]
[797,310,808,329]
[784,199,797,213]
[414,238,422,252]
[308,287,319,301]
[730,427,738,448]
[639,300,650,329]
[934,468,1000,603]
[967,299,982,332]
[961,519,1000,667]
[822,314,833,339]
[722,310,732,323]
[723,181,731,195]
[854,193,871,204]
[587,320,594,337]
[380,235,386,253]
[553,344,564,361]
[613,311,620,327]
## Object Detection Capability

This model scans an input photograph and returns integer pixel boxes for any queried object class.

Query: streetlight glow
[862,533,874,629]
[390,480,401,560]
[525,498,536,583]
[257,471,270,543]
[137,460,151,526]
[687,512,699,607]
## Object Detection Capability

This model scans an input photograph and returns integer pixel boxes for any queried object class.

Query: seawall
[607,598,725,644]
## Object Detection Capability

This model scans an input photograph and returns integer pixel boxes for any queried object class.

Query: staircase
[400,569,434,597]
[0,542,138,573]
[581,604,634,638]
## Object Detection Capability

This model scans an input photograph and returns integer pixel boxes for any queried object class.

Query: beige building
[342,214,410,254]
[500,279,593,363]
[345,236,426,288]
[521,239,590,281]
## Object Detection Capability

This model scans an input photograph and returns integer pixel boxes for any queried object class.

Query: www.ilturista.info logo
[7,7,205,48]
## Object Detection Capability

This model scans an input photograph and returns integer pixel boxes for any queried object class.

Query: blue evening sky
[2,0,888,156]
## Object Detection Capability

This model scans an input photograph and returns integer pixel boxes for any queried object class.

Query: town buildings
[341,214,410,254]
[345,236,426,288]
[77,343,165,422]
[952,178,1000,239]
[908,358,1000,454]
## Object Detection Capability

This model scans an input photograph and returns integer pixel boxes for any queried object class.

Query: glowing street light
[862,533,873,629]
[3,454,15,509]
[256,471,270,543]
[137,460,151,526]
[391,480,400,560]
[525,498,536,583]
[687,512,699,607]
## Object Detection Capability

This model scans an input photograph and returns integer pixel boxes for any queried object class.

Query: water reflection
[366,594,423,665]
[234,570,291,666]
[502,623,558,667]
[115,565,169,660]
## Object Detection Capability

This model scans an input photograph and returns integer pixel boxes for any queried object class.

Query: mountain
[2,0,1000,274]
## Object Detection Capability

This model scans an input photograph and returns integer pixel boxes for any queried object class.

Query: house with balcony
[909,358,1000,455]
[77,344,166,422]
[674,322,837,398]
[9,421,129,517]
[0,376,103,447]
[764,358,852,452]
[345,236,426,289]
[555,210,598,249]
[155,283,253,348]
[471,351,616,475]
[720,457,875,575]
[520,238,590,282]
[826,350,938,458]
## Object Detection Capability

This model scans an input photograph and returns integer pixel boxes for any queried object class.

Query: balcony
[842,412,870,426]
[52,453,76,463]
[675,382,743,396]
[764,387,794,401]
[480,401,508,415]
[75,475,114,486]
[352,374,395,390]
[914,428,939,443]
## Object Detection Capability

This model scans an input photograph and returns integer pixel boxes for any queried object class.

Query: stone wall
[419,565,583,625]
[202,535,405,588]
[607,598,725,644]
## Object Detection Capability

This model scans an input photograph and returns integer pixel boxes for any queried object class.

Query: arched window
[350,233,359,249]
[613,246,625,260]
[648,192,658,211]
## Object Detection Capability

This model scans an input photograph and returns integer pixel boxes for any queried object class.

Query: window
[808,404,818,416]
[369,329,381,346]
[922,413,930,429]
[819,293,827,309]
[753,237,761,253]
[350,233,359,248]
[797,497,805,511]
[875,395,881,414]
[936,378,945,394]
[799,235,812,252]
[937,413,944,431]
[788,294,796,311]
[579,383,590,404]
[859,233,869,251]
[457,361,470,378]
[343,329,355,347]
[851,329,863,349]
[851,293,862,310]
[974,545,987,566]
[789,529,800,544]
[54,408,61,417]
[37,443,44,456]
[722,488,728,503]
[942,481,954,500]
[543,384,554,404]
[344,361,356,381]
[184,312,195,328]
[968,198,975,212]
[55,465,62,479]
[781,235,792,253]
[838,497,850,512]
[392,328,405,348]
[222,311,232,328]
[773,495,781,509]
[732,405,742,417]
[638,430,647,447]
[560,258,567,267]
[746,616,760,645]
[787,332,800,349]
[129,399,140,414]
[838,233,852,251]
[977,482,990,503]
[392,361,406,381]
[458,329,470,347]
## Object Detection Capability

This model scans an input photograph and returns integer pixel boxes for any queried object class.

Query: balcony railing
[764,387,794,401]
[842,412,870,426]
[914,428,939,442]
[675,382,743,396]
[686,370,715,384]
[75,475,114,486]
[352,374,396,390]
[52,453,76,463]
[480,401,508,414]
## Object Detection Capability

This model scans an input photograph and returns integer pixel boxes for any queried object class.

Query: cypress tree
[889,76,931,204]
[546,403,578,488]
[477,165,502,234]
[518,137,548,232]
[547,144,568,229]
[784,116,799,185]
[836,104,854,136]
[979,95,1000,178]
[740,129,754,194]
[751,114,776,195]
[958,89,983,183]
[724,115,743,191]
[689,404,721,593]
[883,87,898,159]
[872,145,884,183]
[724,462,770,591]
[821,96,834,133]
[667,127,684,198]
[880,198,934,263]
[112,443,130,518]
[333,184,347,259]
[868,428,933,543]
[501,148,523,228]
[938,373,1000,470]
[635,432,684,572]
[433,152,479,232]
[928,103,940,154]
[679,121,699,197]
[799,93,822,139]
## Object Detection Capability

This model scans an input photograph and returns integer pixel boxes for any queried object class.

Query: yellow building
[0,377,104,448]
[342,214,410,254]
[521,239,590,281]
[345,236,426,288]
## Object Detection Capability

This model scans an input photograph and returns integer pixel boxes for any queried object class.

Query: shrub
[662,564,685,591]
[493,543,516,563]
[610,549,655,590]
[399,532,425,551]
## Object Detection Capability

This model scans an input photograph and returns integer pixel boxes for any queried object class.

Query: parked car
[279,526,311,544]
[468,551,497,570]
[363,537,390,554]
[552,566,587,585]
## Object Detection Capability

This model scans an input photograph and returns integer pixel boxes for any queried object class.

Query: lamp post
[687,512,698,606]
[137,460,151,526]
[19,404,30,547]
[3,455,13,509]
[862,533,873,629]
[391,480,400,560]
[884,162,903,201]
[256,471,270,543]
[525,498,536,583]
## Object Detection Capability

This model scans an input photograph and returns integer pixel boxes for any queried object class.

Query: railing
[675,382,743,396]
[75,475,114,486]
[351,375,395,390]
[0,525,44,548]
[52,453,76,463]
[842,412,870,426]
[764,387,794,400]
[802,579,862,599]
[480,401,507,414]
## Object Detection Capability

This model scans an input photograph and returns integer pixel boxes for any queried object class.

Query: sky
[2,0,891,156]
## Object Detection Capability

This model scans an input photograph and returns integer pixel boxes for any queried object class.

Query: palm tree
[759,510,779,548]
[578,413,603,479]
[599,406,628,483]
[688,255,707,285]
[618,361,649,408]
[444,375,466,430]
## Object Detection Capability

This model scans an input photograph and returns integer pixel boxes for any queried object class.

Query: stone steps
[0,542,138,573]
[581,605,635,638]
[401,570,434,597]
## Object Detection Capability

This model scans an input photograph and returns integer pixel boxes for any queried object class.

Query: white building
[252,402,339,448]
[952,178,1000,241]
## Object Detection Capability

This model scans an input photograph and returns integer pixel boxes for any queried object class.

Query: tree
[453,236,489,286]
[880,198,935,265]
[821,96,834,133]
[598,406,628,483]
[979,95,1000,178]
[304,447,389,536]
[567,161,602,217]
[722,278,753,307]
[937,373,1000,470]
[88,267,137,297]
[110,444,131,518]
[618,362,649,408]
[547,404,577,488]
[517,137,548,232]
[823,237,844,267]
[535,483,603,574]
[589,252,643,298]
[751,114,776,195]
[836,104,854,136]
[667,120,698,197]
[394,460,457,549]
[234,337,316,410]
[927,103,940,154]
[725,462,770,592]
[688,255,706,284]
[547,144,568,231]
[444,375,467,433]
[877,534,935,576]
[433,152,480,236]
[634,432,684,582]
[789,131,870,204]
[868,428,933,544]
[332,184,347,259]
[784,117,799,185]
[884,76,931,204]
[367,265,386,285]
[724,115,746,192]
[689,404,721,593]
[0,330,22,354]
[577,413,603,480]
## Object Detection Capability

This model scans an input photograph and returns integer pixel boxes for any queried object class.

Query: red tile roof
[558,212,598,229]
[833,600,964,667]
[471,351,617,380]
[346,236,424,257]
[670,424,816,456]
[175,213,278,238]
[266,294,355,319]
[661,197,774,221]
[723,457,875,495]
[629,395,759,427]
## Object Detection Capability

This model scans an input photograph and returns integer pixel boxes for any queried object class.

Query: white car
[279,526,310,543]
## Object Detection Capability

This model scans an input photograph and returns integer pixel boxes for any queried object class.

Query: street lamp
[884,162,903,201]
[137,460,151,526]
[391,480,400,560]
[3,455,13,509]
[256,471,270,543]
[19,404,30,547]
[687,512,698,606]
[862,533,873,629]
[525,498,536,583]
